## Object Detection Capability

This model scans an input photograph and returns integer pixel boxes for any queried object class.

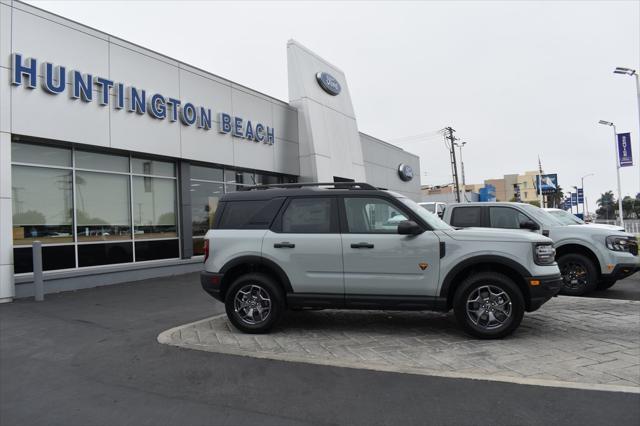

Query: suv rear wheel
[225,273,284,334]
[557,253,597,296]
[453,272,525,339]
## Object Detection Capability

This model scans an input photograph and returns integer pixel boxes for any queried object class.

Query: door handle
[351,242,374,249]
[274,242,295,248]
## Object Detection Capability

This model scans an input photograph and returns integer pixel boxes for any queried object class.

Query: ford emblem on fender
[316,72,341,96]
[398,163,414,182]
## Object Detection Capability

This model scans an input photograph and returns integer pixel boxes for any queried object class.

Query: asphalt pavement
[585,274,640,301]
[1,273,639,426]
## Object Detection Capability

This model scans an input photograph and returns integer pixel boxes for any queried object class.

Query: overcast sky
[27,0,640,211]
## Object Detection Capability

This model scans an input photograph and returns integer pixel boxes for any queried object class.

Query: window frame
[271,196,340,234]
[338,194,425,234]
[450,205,485,228]
[488,206,534,230]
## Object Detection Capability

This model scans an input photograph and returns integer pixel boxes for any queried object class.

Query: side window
[450,207,482,227]
[281,198,335,233]
[489,207,530,229]
[218,199,284,229]
[344,197,408,233]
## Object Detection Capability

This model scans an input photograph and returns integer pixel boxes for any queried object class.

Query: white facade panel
[11,82,110,147]
[11,8,109,77]
[232,136,275,173]
[0,130,10,199]
[231,88,274,132]
[271,103,298,144]
[179,67,232,123]
[0,3,11,70]
[109,43,180,99]
[274,138,300,176]
[0,67,9,133]
[180,125,234,167]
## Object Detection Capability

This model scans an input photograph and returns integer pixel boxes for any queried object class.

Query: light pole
[613,67,639,193]
[454,141,467,201]
[598,120,625,228]
[581,173,595,219]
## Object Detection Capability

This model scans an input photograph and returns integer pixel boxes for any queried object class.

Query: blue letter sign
[617,132,633,167]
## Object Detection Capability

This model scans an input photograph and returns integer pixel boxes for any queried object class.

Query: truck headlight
[606,235,638,254]
[534,244,556,265]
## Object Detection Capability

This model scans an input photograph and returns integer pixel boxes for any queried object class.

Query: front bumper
[601,263,640,282]
[200,271,224,302]
[527,273,563,312]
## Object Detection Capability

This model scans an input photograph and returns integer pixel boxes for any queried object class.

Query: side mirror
[398,220,423,235]
[520,220,539,231]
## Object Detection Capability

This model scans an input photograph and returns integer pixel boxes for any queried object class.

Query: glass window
[254,174,282,185]
[282,198,335,233]
[132,158,175,177]
[219,200,269,229]
[13,245,76,273]
[135,239,179,261]
[450,207,482,228]
[344,197,407,233]
[75,150,129,173]
[489,207,530,229]
[11,141,71,167]
[191,181,224,237]
[76,171,131,241]
[11,166,73,245]
[225,169,255,185]
[78,242,133,267]
[132,177,177,239]
[191,165,223,182]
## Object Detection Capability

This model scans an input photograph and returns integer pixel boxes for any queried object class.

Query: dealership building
[0,0,421,302]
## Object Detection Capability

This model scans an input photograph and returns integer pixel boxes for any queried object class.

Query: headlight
[534,243,556,265]
[606,235,638,254]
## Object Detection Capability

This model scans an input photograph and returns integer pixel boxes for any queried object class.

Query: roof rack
[247,182,378,191]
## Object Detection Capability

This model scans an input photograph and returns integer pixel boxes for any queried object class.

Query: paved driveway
[160,296,640,392]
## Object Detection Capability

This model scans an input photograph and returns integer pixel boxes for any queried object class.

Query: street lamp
[598,120,625,228]
[613,67,639,192]
[454,141,468,201]
[581,173,595,218]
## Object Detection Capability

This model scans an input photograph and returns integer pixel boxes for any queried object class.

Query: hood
[585,223,626,232]
[443,227,550,243]
[552,225,634,239]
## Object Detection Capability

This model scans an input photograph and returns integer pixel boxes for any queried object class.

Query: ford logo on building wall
[316,72,341,96]
[398,163,414,182]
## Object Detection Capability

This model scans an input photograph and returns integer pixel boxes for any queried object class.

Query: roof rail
[247,182,378,191]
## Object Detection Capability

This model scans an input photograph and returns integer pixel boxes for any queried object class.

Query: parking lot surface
[160,296,640,392]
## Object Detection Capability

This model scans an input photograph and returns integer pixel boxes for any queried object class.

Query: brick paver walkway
[159,297,640,390]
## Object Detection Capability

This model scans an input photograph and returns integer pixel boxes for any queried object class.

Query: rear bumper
[200,271,224,302]
[601,263,639,282]
[527,273,563,312]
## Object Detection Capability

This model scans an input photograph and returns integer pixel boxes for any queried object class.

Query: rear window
[450,206,482,227]
[281,198,336,233]
[217,198,284,229]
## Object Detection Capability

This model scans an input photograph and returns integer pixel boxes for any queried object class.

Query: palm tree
[596,191,616,220]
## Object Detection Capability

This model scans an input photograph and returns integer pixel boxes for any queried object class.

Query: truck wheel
[453,272,525,339]
[557,253,597,296]
[225,273,284,334]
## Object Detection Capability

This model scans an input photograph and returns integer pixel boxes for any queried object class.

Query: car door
[340,196,440,297]
[261,197,344,295]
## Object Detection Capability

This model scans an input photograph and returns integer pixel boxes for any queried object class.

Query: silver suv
[201,183,562,339]
[443,202,639,295]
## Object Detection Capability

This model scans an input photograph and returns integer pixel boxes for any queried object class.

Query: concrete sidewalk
[159,297,640,392]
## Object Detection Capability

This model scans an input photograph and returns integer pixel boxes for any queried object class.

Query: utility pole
[444,127,461,203]
[537,156,545,208]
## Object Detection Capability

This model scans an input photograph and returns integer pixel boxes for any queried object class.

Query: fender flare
[219,255,294,293]
[439,255,532,299]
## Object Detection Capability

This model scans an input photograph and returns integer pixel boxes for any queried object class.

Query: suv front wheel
[557,253,597,296]
[453,272,525,339]
[225,273,284,334]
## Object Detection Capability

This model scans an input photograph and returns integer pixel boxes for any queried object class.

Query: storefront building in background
[0,0,421,301]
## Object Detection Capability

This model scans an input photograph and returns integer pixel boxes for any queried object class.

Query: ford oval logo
[398,163,414,182]
[316,72,341,96]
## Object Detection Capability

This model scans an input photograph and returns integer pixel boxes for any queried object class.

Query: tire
[596,279,617,291]
[224,273,284,334]
[557,253,598,296]
[453,272,525,339]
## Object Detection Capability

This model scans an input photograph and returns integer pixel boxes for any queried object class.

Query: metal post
[635,73,640,196]
[32,241,44,301]
[612,125,625,229]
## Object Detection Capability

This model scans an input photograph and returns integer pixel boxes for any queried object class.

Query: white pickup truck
[443,202,639,295]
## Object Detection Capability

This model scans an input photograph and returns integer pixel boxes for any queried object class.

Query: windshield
[519,204,563,228]
[547,209,584,225]
[400,198,453,230]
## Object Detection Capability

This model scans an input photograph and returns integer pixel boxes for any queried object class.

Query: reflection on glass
[191,165,223,182]
[193,238,206,256]
[11,166,73,245]
[224,169,255,188]
[191,181,223,236]
[132,158,175,177]
[254,174,282,185]
[11,141,72,167]
[132,177,177,239]
[76,150,129,173]
[76,171,131,241]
